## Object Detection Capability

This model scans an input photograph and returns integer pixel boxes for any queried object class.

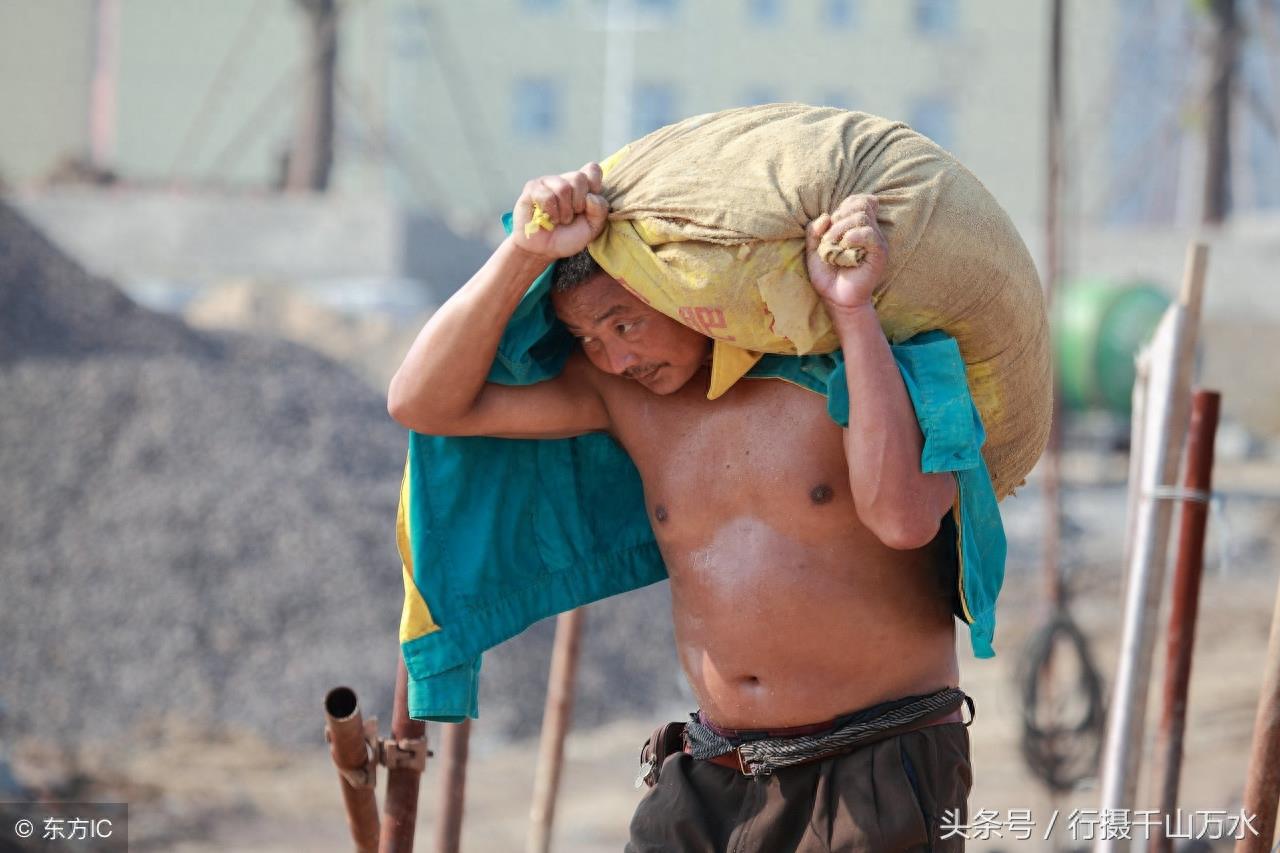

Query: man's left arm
[805,195,957,550]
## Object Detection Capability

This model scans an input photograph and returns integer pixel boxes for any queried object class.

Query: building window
[915,0,957,34]
[633,83,677,137]
[636,0,677,14]
[818,91,854,111]
[742,87,778,107]
[747,0,782,26]
[513,78,560,138]
[391,4,430,58]
[822,0,857,28]
[910,95,954,150]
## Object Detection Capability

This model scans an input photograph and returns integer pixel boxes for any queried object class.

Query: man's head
[550,250,710,394]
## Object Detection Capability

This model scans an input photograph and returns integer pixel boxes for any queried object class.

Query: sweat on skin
[387,162,962,731]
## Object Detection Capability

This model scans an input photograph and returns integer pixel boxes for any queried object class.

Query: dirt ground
[7,181,1280,853]
[11,549,1275,853]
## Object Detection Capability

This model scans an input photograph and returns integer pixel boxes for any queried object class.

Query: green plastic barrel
[1053,279,1171,414]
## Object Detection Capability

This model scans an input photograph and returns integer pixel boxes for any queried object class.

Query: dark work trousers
[626,721,973,852]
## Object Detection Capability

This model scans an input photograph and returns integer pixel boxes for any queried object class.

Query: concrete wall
[395,0,1119,230]
[13,184,1278,436]
[0,0,1123,233]
[9,187,494,308]
[0,1,94,179]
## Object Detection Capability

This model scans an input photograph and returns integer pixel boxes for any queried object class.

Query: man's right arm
[386,164,610,439]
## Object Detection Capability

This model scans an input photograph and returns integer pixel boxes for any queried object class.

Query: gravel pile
[0,200,682,751]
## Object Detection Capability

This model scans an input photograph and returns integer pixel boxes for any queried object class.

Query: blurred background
[1,1,1278,850]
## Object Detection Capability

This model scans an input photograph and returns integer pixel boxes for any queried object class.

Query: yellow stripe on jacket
[398,454,440,644]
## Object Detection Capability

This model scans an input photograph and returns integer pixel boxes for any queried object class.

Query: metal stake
[324,686,381,852]
[433,719,472,853]
[381,659,427,852]
[1148,390,1221,853]
[1096,243,1208,850]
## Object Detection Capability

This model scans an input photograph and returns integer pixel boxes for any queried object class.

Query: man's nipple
[809,484,834,505]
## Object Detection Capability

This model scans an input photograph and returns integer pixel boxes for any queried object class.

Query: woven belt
[686,695,970,778]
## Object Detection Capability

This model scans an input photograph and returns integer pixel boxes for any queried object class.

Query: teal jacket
[396,235,1007,723]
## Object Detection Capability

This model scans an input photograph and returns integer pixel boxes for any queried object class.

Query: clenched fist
[805,194,889,313]
[510,163,610,261]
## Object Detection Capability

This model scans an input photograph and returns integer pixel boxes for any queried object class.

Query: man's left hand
[805,194,889,314]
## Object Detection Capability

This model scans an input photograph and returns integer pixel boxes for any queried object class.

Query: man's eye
[580,336,599,347]
[617,321,638,335]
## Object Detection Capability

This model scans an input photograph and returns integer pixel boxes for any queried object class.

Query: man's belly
[663,514,959,729]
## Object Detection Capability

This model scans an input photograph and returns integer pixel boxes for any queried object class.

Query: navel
[654,504,669,523]
[809,484,834,505]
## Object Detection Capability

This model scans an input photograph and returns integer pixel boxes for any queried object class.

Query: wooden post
[1148,391,1221,853]
[287,0,338,192]
[1235,577,1280,851]
[527,608,586,853]
[89,0,121,169]
[1041,0,1066,614]
[1202,0,1237,225]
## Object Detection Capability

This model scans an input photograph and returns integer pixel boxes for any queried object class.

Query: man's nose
[601,340,638,375]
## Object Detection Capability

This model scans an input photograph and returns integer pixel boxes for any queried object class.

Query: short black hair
[551,250,605,293]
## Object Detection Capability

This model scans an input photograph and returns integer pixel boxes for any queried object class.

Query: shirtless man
[388,163,973,851]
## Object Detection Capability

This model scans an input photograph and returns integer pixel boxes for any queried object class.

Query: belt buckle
[735,748,754,777]
[634,757,656,789]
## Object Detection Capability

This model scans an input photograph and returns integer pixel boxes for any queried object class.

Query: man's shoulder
[566,350,649,408]
[559,350,631,429]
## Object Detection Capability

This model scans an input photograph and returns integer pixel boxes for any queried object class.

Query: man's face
[551,273,710,394]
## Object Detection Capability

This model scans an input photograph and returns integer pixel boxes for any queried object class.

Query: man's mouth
[626,365,663,382]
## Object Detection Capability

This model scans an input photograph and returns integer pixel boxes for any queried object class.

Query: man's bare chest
[600,374,858,533]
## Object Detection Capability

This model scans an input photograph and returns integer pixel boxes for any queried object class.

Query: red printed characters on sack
[678,306,736,341]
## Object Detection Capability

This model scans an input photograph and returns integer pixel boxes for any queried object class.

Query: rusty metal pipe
[1149,390,1220,853]
[380,659,427,853]
[434,719,472,853]
[527,607,586,853]
[325,685,380,853]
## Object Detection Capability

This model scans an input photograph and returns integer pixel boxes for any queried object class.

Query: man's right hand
[510,163,610,260]
[387,163,613,439]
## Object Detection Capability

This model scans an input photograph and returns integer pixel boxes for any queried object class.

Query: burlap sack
[583,103,1049,500]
